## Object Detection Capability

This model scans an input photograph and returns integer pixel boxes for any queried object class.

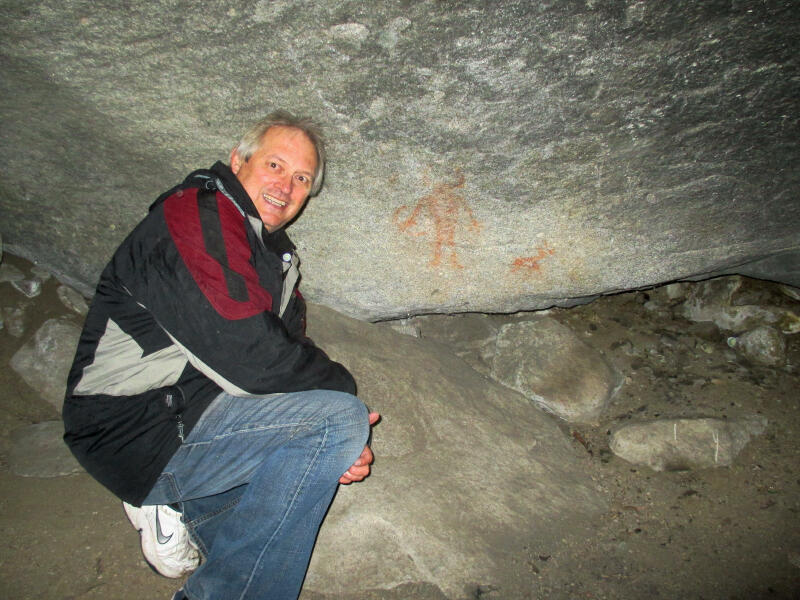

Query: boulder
[490,317,622,424]
[727,326,787,367]
[2,305,26,338]
[11,277,42,299]
[6,421,83,478]
[56,284,89,316]
[9,318,82,412]
[408,312,504,377]
[304,305,605,597]
[609,416,768,471]
[681,276,800,334]
[1,1,799,318]
[0,262,25,284]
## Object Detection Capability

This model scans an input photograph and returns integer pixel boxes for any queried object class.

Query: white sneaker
[123,502,200,578]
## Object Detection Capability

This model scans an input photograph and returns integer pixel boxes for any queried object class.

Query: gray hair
[233,110,326,196]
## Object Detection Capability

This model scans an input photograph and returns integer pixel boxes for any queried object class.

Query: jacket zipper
[164,388,187,443]
[176,416,185,442]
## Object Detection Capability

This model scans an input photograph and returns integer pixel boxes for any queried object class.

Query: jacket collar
[152,162,296,253]
[207,161,258,219]
[208,162,297,253]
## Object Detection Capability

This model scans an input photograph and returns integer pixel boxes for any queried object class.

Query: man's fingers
[339,414,380,485]
[340,445,373,483]
[339,467,366,484]
[347,463,370,476]
[355,445,373,466]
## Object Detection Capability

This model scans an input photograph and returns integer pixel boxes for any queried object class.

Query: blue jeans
[143,390,369,600]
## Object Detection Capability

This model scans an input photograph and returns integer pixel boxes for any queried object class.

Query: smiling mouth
[262,193,286,208]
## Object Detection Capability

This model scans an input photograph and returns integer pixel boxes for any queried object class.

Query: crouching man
[63,111,379,600]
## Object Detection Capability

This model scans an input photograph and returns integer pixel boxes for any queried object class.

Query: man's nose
[276,173,293,194]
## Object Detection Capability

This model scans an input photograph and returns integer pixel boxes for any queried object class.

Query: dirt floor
[1,252,798,600]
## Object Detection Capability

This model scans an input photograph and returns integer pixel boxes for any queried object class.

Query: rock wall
[1,0,798,319]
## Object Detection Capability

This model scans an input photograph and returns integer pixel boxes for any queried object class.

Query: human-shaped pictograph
[393,170,481,269]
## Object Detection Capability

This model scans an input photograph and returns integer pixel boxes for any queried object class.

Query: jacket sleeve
[127,190,355,397]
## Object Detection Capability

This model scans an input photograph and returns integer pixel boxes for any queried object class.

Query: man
[63,111,378,600]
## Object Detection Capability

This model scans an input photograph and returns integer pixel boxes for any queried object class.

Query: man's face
[230,125,318,232]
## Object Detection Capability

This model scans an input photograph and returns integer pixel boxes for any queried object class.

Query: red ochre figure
[511,245,556,273]
[393,170,481,269]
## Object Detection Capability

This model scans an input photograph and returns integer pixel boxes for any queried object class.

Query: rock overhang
[1,0,798,320]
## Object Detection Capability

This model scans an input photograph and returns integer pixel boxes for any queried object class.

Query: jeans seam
[189,496,242,527]
[183,422,308,448]
[239,418,329,600]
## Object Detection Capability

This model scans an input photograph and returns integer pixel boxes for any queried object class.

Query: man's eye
[269,162,279,169]
[296,175,308,183]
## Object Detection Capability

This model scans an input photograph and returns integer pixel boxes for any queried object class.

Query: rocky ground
[1,251,799,599]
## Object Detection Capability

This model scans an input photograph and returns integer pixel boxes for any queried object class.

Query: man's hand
[339,412,380,485]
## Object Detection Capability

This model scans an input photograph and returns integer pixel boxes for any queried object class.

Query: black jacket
[63,162,355,505]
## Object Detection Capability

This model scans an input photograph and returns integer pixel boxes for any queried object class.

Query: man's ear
[230,147,242,174]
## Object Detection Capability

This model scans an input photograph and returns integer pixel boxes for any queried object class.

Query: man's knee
[319,391,370,452]
[327,391,368,430]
